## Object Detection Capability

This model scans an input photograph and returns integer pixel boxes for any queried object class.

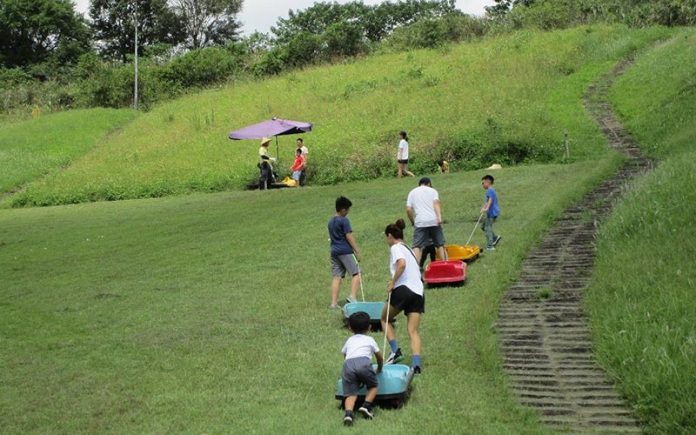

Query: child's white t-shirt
[342,334,379,360]
[398,139,409,159]
[390,243,424,296]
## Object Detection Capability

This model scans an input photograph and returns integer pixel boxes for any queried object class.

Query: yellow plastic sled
[436,244,481,262]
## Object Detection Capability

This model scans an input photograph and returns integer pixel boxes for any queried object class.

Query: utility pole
[133,1,139,110]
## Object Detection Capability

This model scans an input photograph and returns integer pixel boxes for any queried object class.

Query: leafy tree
[272,0,457,44]
[485,0,535,17]
[171,0,243,49]
[0,0,90,68]
[324,22,365,58]
[90,0,183,62]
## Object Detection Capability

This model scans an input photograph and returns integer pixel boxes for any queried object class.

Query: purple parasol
[228,118,312,140]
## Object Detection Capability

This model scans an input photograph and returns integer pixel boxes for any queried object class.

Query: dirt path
[497,59,652,432]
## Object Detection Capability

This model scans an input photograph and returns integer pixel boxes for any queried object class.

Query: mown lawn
[586,29,696,434]
[7,25,673,207]
[0,109,137,197]
[0,157,619,433]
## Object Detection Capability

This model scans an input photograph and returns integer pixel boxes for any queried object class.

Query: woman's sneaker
[385,348,403,364]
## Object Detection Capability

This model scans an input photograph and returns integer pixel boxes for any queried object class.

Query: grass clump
[7,25,674,207]
[0,158,617,432]
[0,108,138,198]
[586,30,696,433]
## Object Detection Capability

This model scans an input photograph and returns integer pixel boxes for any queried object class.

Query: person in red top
[290,149,305,187]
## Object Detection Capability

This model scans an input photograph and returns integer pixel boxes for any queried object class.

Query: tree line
[1,0,695,116]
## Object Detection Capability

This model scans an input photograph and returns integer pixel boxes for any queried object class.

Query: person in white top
[380,219,424,374]
[340,312,384,425]
[406,177,447,264]
[397,131,415,178]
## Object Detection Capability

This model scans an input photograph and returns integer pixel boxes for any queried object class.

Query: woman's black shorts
[389,285,425,315]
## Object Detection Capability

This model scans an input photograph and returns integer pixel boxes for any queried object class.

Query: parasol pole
[275,136,279,163]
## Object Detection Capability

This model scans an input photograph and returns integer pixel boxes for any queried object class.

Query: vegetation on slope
[586,30,696,433]
[5,26,673,207]
[0,108,137,196]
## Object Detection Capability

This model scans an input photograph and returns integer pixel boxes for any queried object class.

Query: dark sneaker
[345,296,357,304]
[493,235,502,246]
[412,366,422,374]
[358,406,374,419]
[343,415,353,426]
[385,348,403,364]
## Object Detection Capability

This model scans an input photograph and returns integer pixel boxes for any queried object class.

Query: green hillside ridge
[0,109,137,197]
[4,25,673,207]
[0,159,619,433]
[586,30,696,433]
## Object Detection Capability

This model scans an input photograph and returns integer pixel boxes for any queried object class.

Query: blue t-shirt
[486,187,500,218]
[328,215,354,256]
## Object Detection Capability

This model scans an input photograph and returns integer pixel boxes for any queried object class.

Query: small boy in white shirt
[341,312,384,426]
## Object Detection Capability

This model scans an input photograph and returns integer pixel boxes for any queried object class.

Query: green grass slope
[586,30,696,433]
[7,25,672,207]
[0,109,138,198]
[0,158,619,433]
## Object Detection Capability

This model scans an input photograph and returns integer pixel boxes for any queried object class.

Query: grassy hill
[4,25,674,207]
[586,30,696,433]
[0,109,137,198]
[0,158,619,433]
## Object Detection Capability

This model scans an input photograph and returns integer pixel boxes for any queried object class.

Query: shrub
[253,47,288,77]
[167,47,237,88]
[385,14,488,50]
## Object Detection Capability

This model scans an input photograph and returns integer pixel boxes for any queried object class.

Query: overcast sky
[73,0,494,35]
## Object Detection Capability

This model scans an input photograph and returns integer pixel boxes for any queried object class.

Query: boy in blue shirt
[328,196,363,309]
[480,175,501,251]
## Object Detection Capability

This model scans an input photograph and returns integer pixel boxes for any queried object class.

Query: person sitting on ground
[480,174,502,251]
[437,159,450,174]
[290,149,305,187]
[406,177,446,264]
[381,219,425,374]
[341,311,384,426]
[328,196,363,308]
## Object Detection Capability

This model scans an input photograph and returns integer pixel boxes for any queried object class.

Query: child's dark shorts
[390,285,425,315]
[342,357,378,396]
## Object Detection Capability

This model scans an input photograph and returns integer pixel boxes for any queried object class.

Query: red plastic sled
[423,260,467,286]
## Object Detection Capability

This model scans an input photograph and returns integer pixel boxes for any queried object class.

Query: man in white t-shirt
[406,177,446,263]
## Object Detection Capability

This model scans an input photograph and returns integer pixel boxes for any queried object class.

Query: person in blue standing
[328,196,363,309]
[480,175,502,251]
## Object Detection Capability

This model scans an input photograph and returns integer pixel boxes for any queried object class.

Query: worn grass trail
[497,58,654,432]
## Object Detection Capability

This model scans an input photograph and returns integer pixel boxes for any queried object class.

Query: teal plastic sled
[335,364,414,409]
[343,302,385,330]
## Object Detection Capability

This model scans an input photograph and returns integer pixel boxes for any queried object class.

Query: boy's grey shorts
[331,254,360,278]
[342,357,378,396]
[413,226,445,249]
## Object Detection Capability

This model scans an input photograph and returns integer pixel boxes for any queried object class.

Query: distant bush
[253,48,288,77]
[385,14,488,50]
[167,47,238,87]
